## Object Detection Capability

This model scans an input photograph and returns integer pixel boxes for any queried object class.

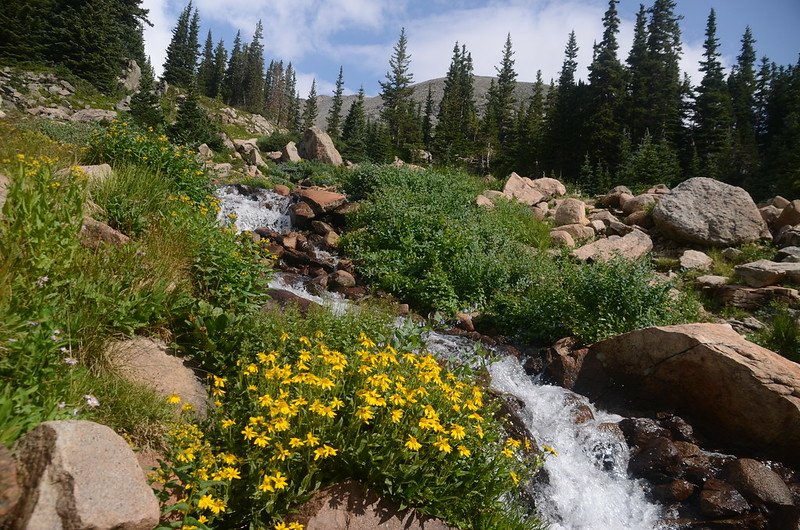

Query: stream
[217,185,670,530]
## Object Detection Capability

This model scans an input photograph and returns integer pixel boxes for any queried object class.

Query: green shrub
[168,89,222,150]
[257,131,300,153]
[266,160,347,187]
[752,304,800,362]
[341,166,549,314]
[23,119,100,147]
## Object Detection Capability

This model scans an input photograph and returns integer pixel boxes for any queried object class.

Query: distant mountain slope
[311,76,541,130]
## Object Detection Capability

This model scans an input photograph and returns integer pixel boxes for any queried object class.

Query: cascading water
[489,356,667,530]
[215,184,292,233]
[267,273,350,316]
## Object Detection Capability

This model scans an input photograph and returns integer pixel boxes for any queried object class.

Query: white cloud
[142,0,173,76]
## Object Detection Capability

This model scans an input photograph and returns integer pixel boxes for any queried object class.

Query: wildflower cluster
[88,120,209,202]
[163,331,542,528]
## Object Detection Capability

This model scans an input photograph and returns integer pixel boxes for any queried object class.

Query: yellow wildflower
[433,436,452,454]
[405,435,422,451]
[166,394,181,404]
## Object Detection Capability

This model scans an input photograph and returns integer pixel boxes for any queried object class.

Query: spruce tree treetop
[302,79,319,130]
[162,2,200,88]
[380,27,416,151]
[327,66,345,140]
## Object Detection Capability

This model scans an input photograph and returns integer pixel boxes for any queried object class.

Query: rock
[777,246,800,263]
[281,141,302,163]
[236,141,265,167]
[219,132,235,151]
[589,210,620,225]
[662,415,697,444]
[0,173,10,211]
[311,220,335,236]
[726,316,767,335]
[703,284,800,310]
[776,199,800,229]
[557,223,595,240]
[528,177,566,199]
[563,393,594,424]
[27,106,70,120]
[590,219,606,235]
[775,225,800,248]
[625,210,653,228]
[197,143,213,159]
[555,198,588,226]
[285,481,452,530]
[735,259,800,287]
[79,217,130,248]
[328,270,356,288]
[653,177,769,246]
[0,446,20,526]
[69,108,117,123]
[585,324,800,466]
[476,195,495,208]
[652,479,695,503]
[680,249,713,270]
[107,336,208,418]
[622,193,659,215]
[117,59,141,91]
[274,184,291,197]
[550,230,576,248]
[265,289,318,314]
[600,186,633,208]
[723,459,794,506]
[647,184,671,195]
[628,437,683,481]
[760,204,782,227]
[543,337,588,389]
[607,220,634,237]
[67,163,113,184]
[696,274,729,287]
[14,420,159,530]
[296,188,347,213]
[502,173,544,206]
[571,230,653,262]
[618,417,671,447]
[289,201,316,227]
[297,127,343,166]
[211,163,232,177]
[699,479,751,517]
[722,247,744,261]
[772,196,791,209]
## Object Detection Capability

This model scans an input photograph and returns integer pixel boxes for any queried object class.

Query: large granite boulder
[571,229,653,262]
[13,421,159,530]
[297,127,343,166]
[581,324,800,466]
[652,177,769,246]
[735,259,800,287]
[554,198,588,226]
[501,173,544,206]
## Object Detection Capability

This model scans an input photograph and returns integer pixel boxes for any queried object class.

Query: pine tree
[421,85,434,152]
[642,0,683,142]
[264,60,287,125]
[242,21,265,112]
[481,34,518,172]
[694,8,734,179]
[208,39,227,99]
[754,56,774,149]
[285,63,301,133]
[302,79,319,130]
[626,4,650,143]
[586,0,626,171]
[223,31,245,105]
[129,58,164,130]
[380,28,417,155]
[728,26,759,185]
[162,3,199,87]
[342,87,368,162]
[434,43,478,165]
[169,84,220,148]
[515,70,546,175]
[327,66,345,140]
[543,31,582,179]
[197,30,215,96]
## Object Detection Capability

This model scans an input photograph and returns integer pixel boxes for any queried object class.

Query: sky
[142,0,800,98]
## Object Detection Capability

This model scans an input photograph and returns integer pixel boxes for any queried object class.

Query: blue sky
[142,0,800,98]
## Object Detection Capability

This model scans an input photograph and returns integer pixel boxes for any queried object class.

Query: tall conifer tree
[342,87,368,162]
[380,28,417,154]
[434,43,478,164]
[302,79,319,130]
[728,26,759,184]
[327,66,345,140]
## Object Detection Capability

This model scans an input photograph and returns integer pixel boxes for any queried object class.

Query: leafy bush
[266,160,347,187]
[257,131,300,153]
[341,166,550,314]
[156,306,542,529]
[168,89,222,150]
[23,119,100,147]
[751,304,799,362]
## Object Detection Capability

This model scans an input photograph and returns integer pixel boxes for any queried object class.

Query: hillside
[312,76,541,129]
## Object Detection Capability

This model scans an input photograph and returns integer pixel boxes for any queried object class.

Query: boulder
[699,479,751,517]
[528,177,566,199]
[265,289,318,314]
[28,106,71,120]
[775,199,800,229]
[760,205,782,227]
[69,109,117,123]
[590,219,606,235]
[589,210,620,225]
[274,184,291,197]
[696,275,729,287]
[13,421,159,530]
[680,249,713,271]
[621,193,659,215]
[652,177,769,246]
[618,417,670,448]
[281,141,302,163]
[197,143,213,159]
[556,223,595,240]
[289,201,316,227]
[554,198,588,226]
[107,337,208,418]
[117,59,141,92]
[297,127,343,166]
[285,481,452,530]
[550,230,575,248]
[775,225,800,248]
[735,259,800,287]
[772,196,790,209]
[69,163,112,184]
[628,437,683,481]
[0,446,20,526]
[328,270,356,289]
[296,188,347,213]
[702,284,800,310]
[79,217,130,248]
[211,163,232,177]
[600,186,633,208]
[476,195,495,208]
[625,210,653,228]
[543,338,589,389]
[584,324,800,466]
[501,173,544,206]
[571,230,653,262]
[722,247,744,261]
[0,173,10,211]
[776,246,800,263]
[647,184,670,195]
[653,479,695,503]
[237,142,265,167]
[723,458,794,506]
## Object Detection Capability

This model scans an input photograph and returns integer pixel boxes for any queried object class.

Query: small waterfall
[267,273,350,316]
[488,356,667,530]
[215,185,292,233]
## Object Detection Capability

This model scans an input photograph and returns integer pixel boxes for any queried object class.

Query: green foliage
[434,43,478,165]
[23,120,100,147]
[162,2,200,88]
[129,63,166,131]
[380,28,420,156]
[90,164,171,236]
[751,304,799,362]
[169,88,222,150]
[267,160,347,187]
[157,306,542,529]
[257,131,300,153]
[616,131,681,187]
[341,165,549,314]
